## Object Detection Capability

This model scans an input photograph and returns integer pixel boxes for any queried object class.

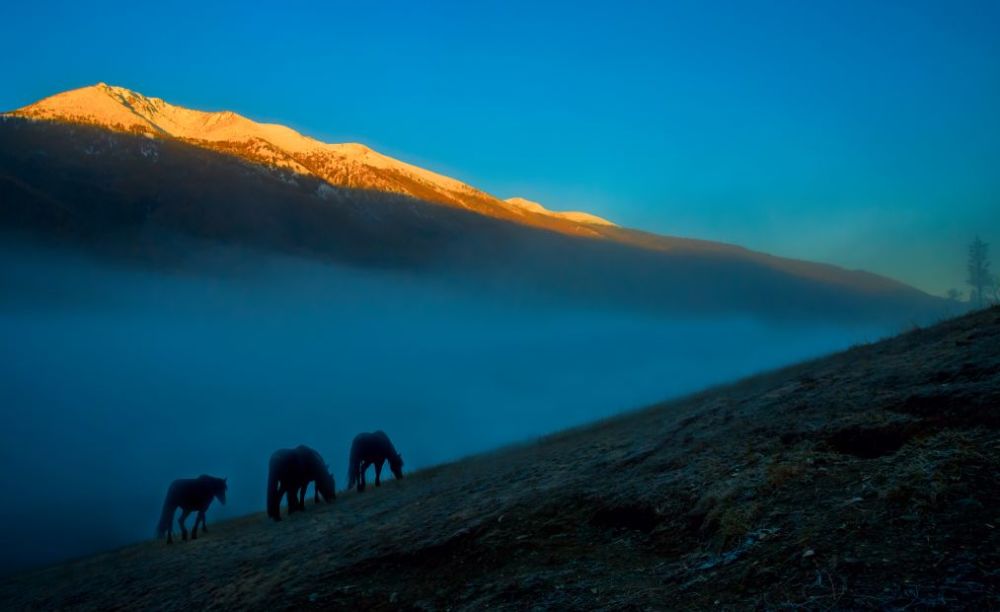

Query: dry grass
[2,307,999,610]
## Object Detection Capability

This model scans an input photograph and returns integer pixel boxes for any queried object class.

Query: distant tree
[966,236,993,309]
[946,288,963,302]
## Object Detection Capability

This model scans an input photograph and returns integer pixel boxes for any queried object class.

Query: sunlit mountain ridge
[0,84,948,323]
[7,83,616,234]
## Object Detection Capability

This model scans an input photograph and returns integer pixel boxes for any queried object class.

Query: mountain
[0,84,946,322]
[6,83,613,238]
[2,306,996,609]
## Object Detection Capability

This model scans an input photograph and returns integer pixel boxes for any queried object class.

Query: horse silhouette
[156,475,227,543]
[348,430,404,492]
[267,445,336,521]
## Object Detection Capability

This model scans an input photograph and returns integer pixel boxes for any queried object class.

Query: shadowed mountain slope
[0,113,943,323]
[1,307,996,609]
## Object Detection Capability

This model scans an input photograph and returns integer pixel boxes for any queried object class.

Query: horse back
[271,447,318,484]
[166,478,207,509]
[270,448,293,465]
[373,430,397,455]
[296,446,325,479]
[167,477,195,495]
[353,431,395,461]
[270,448,297,475]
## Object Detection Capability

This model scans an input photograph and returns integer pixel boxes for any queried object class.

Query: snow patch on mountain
[4,83,619,237]
[504,197,616,227]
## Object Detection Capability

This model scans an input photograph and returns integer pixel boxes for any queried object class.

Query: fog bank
[0,244,888,574]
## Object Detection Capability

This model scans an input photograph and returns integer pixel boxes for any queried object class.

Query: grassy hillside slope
[1,309,997,610]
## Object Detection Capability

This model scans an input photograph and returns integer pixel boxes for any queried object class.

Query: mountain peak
[504,197,617,227]
[6,83,622,237]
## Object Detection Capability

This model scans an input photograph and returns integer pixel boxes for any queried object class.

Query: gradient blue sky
[2,0,997,294]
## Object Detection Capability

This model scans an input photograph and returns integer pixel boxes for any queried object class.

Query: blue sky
[2,0,998,294]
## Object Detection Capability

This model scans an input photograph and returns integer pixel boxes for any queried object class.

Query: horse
[347,430,404,492]
[156,475,227,543]
[266,445,336,521]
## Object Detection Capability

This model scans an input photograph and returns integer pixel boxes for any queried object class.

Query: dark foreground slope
[2,308,997,610]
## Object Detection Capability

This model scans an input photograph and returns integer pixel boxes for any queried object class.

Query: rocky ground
[2,307,998,610]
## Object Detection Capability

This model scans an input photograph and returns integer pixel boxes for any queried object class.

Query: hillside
[2,307,996,610]
[0,114,944,323]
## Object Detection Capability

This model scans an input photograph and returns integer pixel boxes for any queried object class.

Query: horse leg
[298,486,306,511]
[375,460,384,487]
[200,512,208,533]
[191,511,203,540]
[273,483,284,521]
[178,509,191,541]
[358,461,368,492]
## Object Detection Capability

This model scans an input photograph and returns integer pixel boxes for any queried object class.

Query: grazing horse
[348,430,404,492]
[267,445,336,521]
[157,475,227,543]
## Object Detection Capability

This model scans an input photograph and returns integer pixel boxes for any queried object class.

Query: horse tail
[156,492,176,538]
[347,441,357,490]
[267,455,281,520]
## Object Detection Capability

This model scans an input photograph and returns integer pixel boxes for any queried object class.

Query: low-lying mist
[0,242,890,574]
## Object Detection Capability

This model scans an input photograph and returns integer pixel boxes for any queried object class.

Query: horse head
[216,477,228,505]
[389,453,404,480]
[316,466,336,502]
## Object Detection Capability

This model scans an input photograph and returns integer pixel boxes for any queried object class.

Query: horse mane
[295,445,324,477]
[374,432,402,465]
[197,474,226,493]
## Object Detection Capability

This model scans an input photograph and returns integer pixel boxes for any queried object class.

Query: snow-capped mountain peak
[504,197,616,227]
[5,83,616,236]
